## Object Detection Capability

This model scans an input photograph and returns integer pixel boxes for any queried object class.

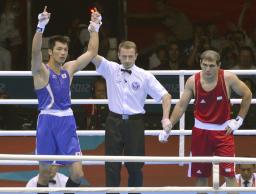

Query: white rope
[0,160,183,165]
[0,98,255,104]
[0,99,153,105]
[179,73,185,162]
[1,69,256,76]
[0,156,255,193]
[0,155,256,163]
[1,186,256,193]
[212,164,219,189]
[0,129,255,136]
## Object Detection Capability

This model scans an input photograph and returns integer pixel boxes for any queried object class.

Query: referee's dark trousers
[105,111,145,194]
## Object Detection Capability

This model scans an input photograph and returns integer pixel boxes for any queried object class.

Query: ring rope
[0,129,256,136]
[0,186,255,193]
[1,70,255,193]
[0,155,255,192]
[0,160,184,165]
[1,70,256,76]
[179,74,186,160]
[0,155,255,163]
[1,99,256,105]
[1,69,256,159]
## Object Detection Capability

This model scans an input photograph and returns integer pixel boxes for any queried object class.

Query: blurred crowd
[127,0,256,72]
[1,0,256,72]
[0,0,255,130]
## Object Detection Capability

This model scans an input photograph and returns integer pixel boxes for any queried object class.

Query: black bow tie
[244,180,249,187]
[121,68,132,74]
[49,179,56,184]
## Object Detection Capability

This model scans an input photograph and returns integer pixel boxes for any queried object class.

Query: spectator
[232,78,255,129]
[26,165,68,187]
[167,41,182,69]
[206,22,222,51]
[149,46,168,70]
[156,41,184,70]
[0,0,23,70]
[0,89,20,130]
[222,163,256,187]
[186,23,212,69]
[231,46,256,69]
[186,35,212,69]
[127,0,193,42]
[0,46,11,70]
[85,77,108,130]
[106,37,118,62]
[221,47,238,69]
[144,32,169,69]
[67,18,85,60]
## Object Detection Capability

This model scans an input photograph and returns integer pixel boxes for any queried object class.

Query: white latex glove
[158,130,170,143]
[226,116,244,135]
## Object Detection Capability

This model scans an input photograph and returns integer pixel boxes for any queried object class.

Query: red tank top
[194,69,231,124]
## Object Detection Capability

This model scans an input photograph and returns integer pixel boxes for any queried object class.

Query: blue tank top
[35,68,71,110]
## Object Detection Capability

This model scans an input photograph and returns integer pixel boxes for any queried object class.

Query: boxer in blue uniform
[31,6,102,194]
[36,67,80,158]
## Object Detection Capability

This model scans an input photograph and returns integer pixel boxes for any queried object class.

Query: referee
[91,40,172,194]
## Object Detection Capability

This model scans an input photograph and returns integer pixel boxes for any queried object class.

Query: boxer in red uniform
[159,50,252,194]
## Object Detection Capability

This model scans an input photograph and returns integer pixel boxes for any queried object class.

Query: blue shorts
[36,114,81,165]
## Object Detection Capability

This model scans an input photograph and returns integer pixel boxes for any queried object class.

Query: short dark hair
[48,35,70,50]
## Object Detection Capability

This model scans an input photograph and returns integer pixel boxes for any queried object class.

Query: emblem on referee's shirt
[132,82,140,90]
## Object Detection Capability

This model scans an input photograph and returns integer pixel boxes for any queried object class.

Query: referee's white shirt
[96,57,168,115]
[26,172,68,187]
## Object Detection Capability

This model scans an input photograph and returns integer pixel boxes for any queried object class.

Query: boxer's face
[49,41,68,65]
[200,59,219,80]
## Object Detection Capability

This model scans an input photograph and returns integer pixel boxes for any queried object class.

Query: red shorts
[189,127,235,178]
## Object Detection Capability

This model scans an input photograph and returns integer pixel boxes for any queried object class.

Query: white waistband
[40,108,73,117]
[194,118,229,131]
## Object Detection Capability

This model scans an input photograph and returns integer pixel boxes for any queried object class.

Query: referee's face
[118,48,138,69]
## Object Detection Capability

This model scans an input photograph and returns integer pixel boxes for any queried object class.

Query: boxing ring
[0,70,256,193]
